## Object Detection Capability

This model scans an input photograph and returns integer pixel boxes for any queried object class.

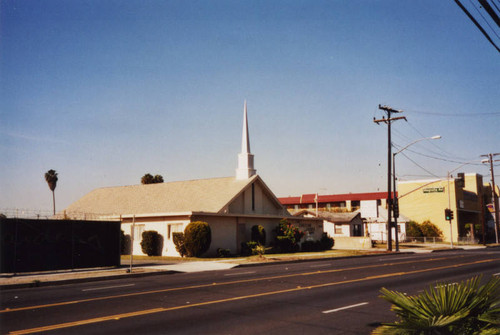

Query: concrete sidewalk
[0,245,492,289]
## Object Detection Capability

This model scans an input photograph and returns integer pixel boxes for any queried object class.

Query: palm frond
[373,276,500,334]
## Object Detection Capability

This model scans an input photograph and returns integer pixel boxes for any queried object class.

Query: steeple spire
[236,100,256,180]
[241,100,250,154]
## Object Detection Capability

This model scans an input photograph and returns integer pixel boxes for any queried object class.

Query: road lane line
[224,271,256,276]
[82,284,135,292]
[7,258,498,335]
[380,257,412,261]
[0,254,478,314]
[322,302,369,314]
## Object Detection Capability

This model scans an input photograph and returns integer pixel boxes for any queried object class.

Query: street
[1,249,499,334]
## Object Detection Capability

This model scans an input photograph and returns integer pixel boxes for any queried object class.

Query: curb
[0,269,180,290]
[2,247,495,290]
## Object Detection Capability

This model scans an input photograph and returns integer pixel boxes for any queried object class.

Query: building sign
[423,187,444,194]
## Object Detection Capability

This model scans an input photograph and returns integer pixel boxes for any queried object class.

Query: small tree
[173,232,187,257]
[407,220,423,238]
[183,221,212,257]
[44,169,58,215]
[140,230,162,256]
[274,219,304,253]
[420,220,443,238]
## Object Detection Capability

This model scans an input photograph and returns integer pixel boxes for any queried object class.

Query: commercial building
[397,173,497,243]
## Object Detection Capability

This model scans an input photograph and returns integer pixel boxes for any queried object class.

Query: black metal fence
[0,218,120,273]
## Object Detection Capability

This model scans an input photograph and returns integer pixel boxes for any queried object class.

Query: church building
[63,102,323,257]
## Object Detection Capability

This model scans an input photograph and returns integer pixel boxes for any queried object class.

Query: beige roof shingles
[64,176,258,216]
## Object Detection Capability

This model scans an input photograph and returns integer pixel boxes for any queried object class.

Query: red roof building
[279,192,397,211]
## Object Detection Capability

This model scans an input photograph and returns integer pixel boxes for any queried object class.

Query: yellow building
[398,173,492,243]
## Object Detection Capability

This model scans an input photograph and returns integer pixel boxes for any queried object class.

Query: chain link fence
[0,208,121,221]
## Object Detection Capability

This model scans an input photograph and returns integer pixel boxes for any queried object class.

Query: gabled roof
[64,175,260,216]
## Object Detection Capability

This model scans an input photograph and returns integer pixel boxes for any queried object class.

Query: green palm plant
[44,169,58,215]
[373,276,500,334]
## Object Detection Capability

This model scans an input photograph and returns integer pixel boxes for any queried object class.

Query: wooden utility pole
[374,105,406,251]
[481,153,500,243]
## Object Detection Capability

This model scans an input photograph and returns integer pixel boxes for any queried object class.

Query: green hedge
[183,221,212,257]
[140,230,162,256]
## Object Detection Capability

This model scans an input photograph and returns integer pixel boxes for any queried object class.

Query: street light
[392,135,441,251]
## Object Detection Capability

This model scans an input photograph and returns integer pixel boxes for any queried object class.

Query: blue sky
[1,0,499,213]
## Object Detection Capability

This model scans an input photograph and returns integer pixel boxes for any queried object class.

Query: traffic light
[393,199,399,218]
[445,208,454,221]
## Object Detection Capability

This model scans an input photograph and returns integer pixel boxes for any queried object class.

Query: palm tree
[141,173,164,184]
[44,169,58,215]
[373,276,500,334]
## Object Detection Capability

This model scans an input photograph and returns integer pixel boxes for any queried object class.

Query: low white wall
[333,236,372,250]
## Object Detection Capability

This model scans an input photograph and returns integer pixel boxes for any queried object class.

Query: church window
[252,183,255,211]
[133,224,145,239]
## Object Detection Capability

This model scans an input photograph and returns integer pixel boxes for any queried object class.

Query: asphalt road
[1,249,499,335]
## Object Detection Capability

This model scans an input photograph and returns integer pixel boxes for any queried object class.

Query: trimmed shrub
[301,233,334,252]
[140,230,162,256]
[216,248,231,258]
[173,232,187,257]
[120,230,126,254]
[120,230,132,255]
[251,225,266,245]
[183,221,212,257]
[301,240,321,252]
[319,233,334,250]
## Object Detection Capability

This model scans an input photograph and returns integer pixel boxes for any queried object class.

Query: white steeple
[236,101,256,180]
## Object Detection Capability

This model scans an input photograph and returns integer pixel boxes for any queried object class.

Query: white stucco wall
[122,219,190,257]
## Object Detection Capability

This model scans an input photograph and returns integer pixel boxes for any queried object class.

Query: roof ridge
[91,176,237,191]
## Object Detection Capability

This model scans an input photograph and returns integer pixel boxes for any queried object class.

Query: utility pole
[481,153,500,243]
[374,105,406,251]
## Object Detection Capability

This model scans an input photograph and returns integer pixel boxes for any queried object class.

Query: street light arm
[394,135,441,156]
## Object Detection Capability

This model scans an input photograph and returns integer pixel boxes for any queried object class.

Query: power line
[406,110,500,116]
[471,0,500,39]
[454,0,500,52]
[404,120,473,161]
[399,151,441,178]
[396,147,477,165]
